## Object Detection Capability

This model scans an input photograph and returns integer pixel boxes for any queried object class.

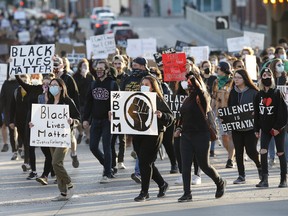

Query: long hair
[269,58,286,79]
[233,69,259,91]
[47,78,69,103]
[141,75,163,98]
[76,58,89,74]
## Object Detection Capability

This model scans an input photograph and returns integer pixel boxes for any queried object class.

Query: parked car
[90,7,111,29]
[113,27,139,48]
[104,20,131,34]
[93,18,112,35]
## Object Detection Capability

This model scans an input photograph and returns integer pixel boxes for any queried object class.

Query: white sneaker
[51,194,69,201]
[192,175,201,185]
[100,176,111,184]
[118,162,126,169]
[174,175,183,185]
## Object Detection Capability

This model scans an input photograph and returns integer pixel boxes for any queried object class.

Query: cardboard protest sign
[126,38,157,60]
[0,64,8,90]
[175,40,193,52]
[163,94,187,119]
[218,103,254,132]
[182,46,209,65]
[30,104,71,148]
[55,43,73,56]
[162,53,187,82]
[66,53,86,65]
[9,44,55,75]
[153,47,176,67]
[244,31,265,50]
[90,33,116,59]
[245,55,257,81]
[110,91,158,135]
[18,31,31,44]
[227,37,251,52]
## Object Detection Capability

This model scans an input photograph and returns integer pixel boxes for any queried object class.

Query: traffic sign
[216,16,229,30]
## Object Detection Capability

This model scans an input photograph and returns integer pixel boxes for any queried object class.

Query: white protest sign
[245,55,257,80]
[227,37,251,52]
[18,31,31,43]
[9,44,55,75]
[30,104,71,148]
[277,86,288,102]
[182,46,209,65]
[67,53,86,65]
[14,11,26,20]
[90,33,116,59]
[244,31,265,50]
[0,64,8,90]
[110,91,158,135]
[126,38,157,60]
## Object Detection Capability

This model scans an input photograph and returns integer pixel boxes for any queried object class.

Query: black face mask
[204,68,210,75]
[262,78,272,87]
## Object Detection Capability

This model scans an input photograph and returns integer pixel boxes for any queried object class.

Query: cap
[53,56,63,68]
[133,57,148,66]
[260,67,272,77]
[218,61,232,75]
[112,55,124,63]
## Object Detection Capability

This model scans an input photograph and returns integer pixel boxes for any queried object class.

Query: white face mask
[140,85,150,92]
[280,54,287,60]
[268,54,275,60]
[181,81,188,90]
[276,65,285,73]
[31,79,41,85]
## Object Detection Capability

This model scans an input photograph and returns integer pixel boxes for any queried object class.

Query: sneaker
[67,183,74,198]
[134,192,149,202]
[36,176,48,185]
[118,162,126,169]
[225,159,234,168]
[77,134,83,144]
[192,175,202,185]
[215,178,227,199]
[26,172,38,180]
[51,193,69,201]
[178,194,192,202]
[131,173,141,184]
[11,152,18,160]
[233,176,246,184]
[21,163,31,172]
[170,165,178,174]
[100,176,111,184]
[269,158,276,167]
[19,149,25,159]
[1,144,9,152]
[157,182,169,198]
[71,155,79,168]
[130,150,137,159]
[174,175,183,185]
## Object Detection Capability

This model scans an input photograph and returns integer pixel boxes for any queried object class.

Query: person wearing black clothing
[133,76,174,202]
[83,60,119,183]
[228,69,261,184]
[175,74,226,202]
[254,68,287,188]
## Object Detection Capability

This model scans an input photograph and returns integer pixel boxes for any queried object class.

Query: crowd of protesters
[0,9,288,202]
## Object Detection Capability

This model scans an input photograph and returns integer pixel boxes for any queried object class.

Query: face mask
[49,86,60,96]
[262,78,272,87]
[31,79,41,85]
[276,65,285,73]
[268,54,275,60]
[280,54,286,60]
[204,68,210,75]
[180,81,188,90]
[140,85,150,92]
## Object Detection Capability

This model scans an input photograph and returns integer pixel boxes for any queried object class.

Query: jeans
[134,158,140,175]
[89,118,112,177]
[180,131,221,195]
[268,138,276,159]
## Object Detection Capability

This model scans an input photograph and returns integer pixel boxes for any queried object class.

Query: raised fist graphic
[128,97,150,131]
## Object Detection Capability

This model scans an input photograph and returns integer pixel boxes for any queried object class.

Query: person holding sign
[175,74,226,202]
[133,75,173,202]
[254,68,287,188]
[228,69,262,184]
[30,78,80,201]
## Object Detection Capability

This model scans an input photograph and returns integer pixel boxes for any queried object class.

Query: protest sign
[18,31,31,44]
[41,26,55,37]
[66,53,86,65]
[0,64,8,90]
[9,44,55,75]
[30,104,71,148]
[55,42,73,56]
[245,55,257,81]
[14,11,26,20]
[110,91,158,135]
[182,46,209,65]
[277,85,288,102]
[218,103,254,132]
[126,38,157,60]
[227,37,251,52]
[175,40,193,52]
[153,47,176,67]
[58,37,71,44]
[162,53,187,82]
[86,39,93,59]
[163,94,187,119]
[90,33,116,59]
[244,31,265,50]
